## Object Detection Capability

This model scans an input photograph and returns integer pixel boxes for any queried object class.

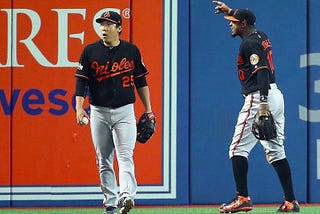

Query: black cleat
[277,200,300,212]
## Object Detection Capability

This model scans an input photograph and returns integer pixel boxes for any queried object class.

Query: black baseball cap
[96,11,122,25]
[224,9,256,25]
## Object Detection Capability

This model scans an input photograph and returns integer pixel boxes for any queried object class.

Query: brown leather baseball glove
[252,110,277,140]
[136,112,156,143]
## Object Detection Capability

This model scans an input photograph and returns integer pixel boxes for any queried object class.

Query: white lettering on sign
[299,53,320,122]
[52,9,86,67]
[0,9,85,67]
[300,53,320,181]
[0,8,122,68]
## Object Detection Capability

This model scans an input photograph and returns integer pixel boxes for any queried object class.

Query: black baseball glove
[136,112,156,143]
[252,110,277,140]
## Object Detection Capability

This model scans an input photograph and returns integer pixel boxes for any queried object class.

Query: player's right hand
[212,1,231,14]
[76,108,89,126]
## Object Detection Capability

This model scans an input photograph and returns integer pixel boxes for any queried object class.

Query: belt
[269,83,277,89]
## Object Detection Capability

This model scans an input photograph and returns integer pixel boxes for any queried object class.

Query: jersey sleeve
[75,48,90,80]
[74,47,90,97]
[243,39,270,97]
[244,39,268,70]
[133,46,149,78]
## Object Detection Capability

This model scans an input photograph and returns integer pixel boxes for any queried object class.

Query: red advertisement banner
[0,0,163,187]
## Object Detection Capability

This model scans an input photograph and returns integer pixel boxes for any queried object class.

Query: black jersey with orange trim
[237,30,276,95]
[75,39,148,108]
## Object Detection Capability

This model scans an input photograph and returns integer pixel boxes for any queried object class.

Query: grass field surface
[1,205,320,214]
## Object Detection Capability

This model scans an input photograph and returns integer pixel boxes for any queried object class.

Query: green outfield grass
[1,205,320,214]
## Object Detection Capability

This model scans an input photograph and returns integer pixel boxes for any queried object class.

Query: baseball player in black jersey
[75,11,154,214]
[212,1,300,213]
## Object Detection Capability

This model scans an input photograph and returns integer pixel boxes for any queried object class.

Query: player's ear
[118,26,122,34]
[241,19,248,27]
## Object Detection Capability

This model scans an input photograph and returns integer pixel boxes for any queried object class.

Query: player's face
[229,21,242,37]
[99,21,121,46]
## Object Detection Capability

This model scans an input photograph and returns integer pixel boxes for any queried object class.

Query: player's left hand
[136,112,156,143]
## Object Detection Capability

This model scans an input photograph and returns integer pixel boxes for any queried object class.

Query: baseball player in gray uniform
[213,1,300,213]
[74,11,154,214]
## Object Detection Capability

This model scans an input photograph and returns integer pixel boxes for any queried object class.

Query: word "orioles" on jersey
[90,57,135,82]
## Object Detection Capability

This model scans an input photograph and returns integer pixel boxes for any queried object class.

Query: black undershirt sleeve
[257,67,270,97]
[75,77,88,97]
